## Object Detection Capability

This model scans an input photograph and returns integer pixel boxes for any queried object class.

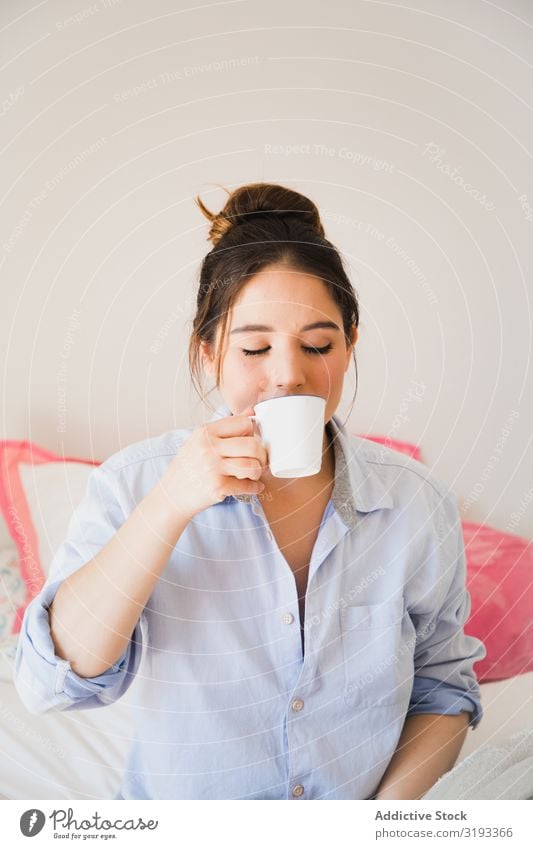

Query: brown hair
[189,182,360,415]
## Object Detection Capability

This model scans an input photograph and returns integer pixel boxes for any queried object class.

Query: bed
[1,642,532,800]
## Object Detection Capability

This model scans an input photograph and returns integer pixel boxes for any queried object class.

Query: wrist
[145,478,197,530]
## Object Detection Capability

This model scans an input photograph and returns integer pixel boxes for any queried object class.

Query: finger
[221,457,263,481]
[208,412,255,438]
[216,436,268,467]
[216,478,265,501]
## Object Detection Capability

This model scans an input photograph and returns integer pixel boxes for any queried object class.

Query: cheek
[234,355,262,376]
[320,351,346,383]
[222,352,261,387]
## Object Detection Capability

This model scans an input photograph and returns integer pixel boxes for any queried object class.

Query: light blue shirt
[14,403,486,800]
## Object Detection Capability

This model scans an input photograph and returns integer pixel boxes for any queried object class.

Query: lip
[259,394,295,402]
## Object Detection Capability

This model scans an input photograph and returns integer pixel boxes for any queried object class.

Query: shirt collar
[207,402,394,528]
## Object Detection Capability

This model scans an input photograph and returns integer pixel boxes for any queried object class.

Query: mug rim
[255,393,325,408]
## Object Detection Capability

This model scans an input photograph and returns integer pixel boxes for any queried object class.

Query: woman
[14,182,485,800]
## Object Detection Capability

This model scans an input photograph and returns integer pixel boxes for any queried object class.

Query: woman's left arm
[373,711,470,800]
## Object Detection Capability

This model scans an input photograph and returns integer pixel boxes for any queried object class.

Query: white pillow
[18,461,95,578]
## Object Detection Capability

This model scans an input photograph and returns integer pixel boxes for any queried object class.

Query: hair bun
[195,182,325,247]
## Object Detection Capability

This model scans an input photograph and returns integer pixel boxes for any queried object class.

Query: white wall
[1,0,532,536]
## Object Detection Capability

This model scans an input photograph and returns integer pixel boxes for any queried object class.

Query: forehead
[230,266,340,322]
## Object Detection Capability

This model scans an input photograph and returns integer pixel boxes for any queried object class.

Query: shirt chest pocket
[340,596,411,708]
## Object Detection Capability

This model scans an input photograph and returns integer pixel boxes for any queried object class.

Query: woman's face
[202,264,358,423]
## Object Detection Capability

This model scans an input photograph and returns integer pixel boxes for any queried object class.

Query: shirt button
[266,530,273,541]
[282,613,294,625]
[292,784,304,797]
[292,698,304,712]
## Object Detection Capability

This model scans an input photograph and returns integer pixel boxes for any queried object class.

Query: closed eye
[242,343,333,356]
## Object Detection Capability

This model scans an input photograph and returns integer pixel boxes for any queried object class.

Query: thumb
[238,404,256,417]
[238,404,262,440]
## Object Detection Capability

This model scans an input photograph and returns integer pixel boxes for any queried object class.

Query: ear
[344,325,358,371]
[200,340,216,377]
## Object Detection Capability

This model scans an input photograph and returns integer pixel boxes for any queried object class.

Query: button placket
[286,688,310,799]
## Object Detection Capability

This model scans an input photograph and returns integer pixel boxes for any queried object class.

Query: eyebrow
[230,321,341,334]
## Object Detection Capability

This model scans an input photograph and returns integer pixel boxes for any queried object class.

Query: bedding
[0,647,531,799]
[423,727,533,800]
[0,649,139,800]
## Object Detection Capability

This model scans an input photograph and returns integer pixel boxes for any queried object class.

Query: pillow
[462,521,533,682]
[359,433,423,462]
[0,546,26,652]
[0,441,98,637]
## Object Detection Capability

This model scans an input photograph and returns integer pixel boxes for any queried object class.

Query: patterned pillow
[0,546,26,653]
[0,440,98,637]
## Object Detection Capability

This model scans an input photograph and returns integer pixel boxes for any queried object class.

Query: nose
[270,344,306,392]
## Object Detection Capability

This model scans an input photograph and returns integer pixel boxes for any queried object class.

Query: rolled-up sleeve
[407,676,482,728]
[406,490,486,730]
[14,463,145,715]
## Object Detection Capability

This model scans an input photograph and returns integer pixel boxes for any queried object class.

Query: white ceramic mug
[249,394,327,478]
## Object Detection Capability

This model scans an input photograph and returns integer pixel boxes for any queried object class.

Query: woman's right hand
[157,406,268,518]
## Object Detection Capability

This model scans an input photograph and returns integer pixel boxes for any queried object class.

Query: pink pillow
[462,521,533,682]
[359,433,423,462]
[0,440,98,635]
